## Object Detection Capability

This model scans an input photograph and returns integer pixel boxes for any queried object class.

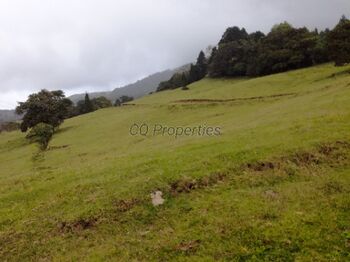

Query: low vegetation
[0,63,350,260]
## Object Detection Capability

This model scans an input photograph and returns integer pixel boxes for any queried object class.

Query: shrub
[26,123,54,150]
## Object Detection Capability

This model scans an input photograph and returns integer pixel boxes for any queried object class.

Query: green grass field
[1,63,350,261]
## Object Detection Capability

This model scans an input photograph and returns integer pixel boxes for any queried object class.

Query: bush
[26,123,54,150]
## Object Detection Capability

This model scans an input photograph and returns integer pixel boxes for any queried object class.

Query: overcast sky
[0,0,349,109]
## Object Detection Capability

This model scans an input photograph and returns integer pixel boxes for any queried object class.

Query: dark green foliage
[188,51,208,82]
[157,51,208,92]
[254,24,317,75]
[208,47,217,64]
[114,99,122,107]
[112,96,133,106]
[84,93,94,113]
[75,100,86,115]
[312,29,330,64]
[26,123,54,150]
[209,30,265,77]
[157,72,189,92]
[196,50,208,79]
[219,26,248,44]
[76,93,95,115]
[328,16,350,66]
[91,96,112,110]
[119,96,134,103]
[15,90,73,132]
[209,41,248,77]
[208,21,332,78]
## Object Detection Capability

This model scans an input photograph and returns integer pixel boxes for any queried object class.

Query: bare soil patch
[173,93,296,104]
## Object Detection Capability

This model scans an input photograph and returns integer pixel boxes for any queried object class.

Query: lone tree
[84,93,94,113]
[328,15,350,66]
[16,90,73,132]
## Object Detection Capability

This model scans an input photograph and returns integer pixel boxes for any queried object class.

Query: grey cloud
[0,0,349,108]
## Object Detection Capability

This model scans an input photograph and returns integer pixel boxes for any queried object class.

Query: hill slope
[0,64,350,261]
[69,64,190,103]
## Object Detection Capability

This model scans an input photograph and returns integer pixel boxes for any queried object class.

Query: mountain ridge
[69,64,190,103]
[0,64,191,122]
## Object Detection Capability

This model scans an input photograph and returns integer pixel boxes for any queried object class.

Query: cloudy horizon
[0,0,349,109]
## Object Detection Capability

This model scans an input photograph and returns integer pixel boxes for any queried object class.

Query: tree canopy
[16,90,73,132]
[328,16,350,66]
[157,51,208,92]
[208,23,324,77]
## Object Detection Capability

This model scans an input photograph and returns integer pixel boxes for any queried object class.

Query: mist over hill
[0,110,21,123]
[0,64,190,122]
[69,64,190,103]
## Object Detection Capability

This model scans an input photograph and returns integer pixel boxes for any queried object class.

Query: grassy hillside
[1,63,350,261]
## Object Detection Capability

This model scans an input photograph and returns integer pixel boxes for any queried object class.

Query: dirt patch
[175,240,201,252]
[114,198,140,212]
[170,172,226,196]
[327,69,350,79]
[264,190,279,199]
[247,161,276,171]
[290,152,321,166]
[245,140,350,173]
[170,178,197,194]
[59,217,98,233]
[173,93,296,104]
[48,145,70,151]
[321,181,344,195]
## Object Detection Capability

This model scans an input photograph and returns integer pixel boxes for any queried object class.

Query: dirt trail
[172,93,296,104]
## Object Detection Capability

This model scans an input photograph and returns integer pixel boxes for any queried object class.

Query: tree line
[157,16,350,91]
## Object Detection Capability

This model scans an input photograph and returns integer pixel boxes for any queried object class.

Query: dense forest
[157,16,350,92]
